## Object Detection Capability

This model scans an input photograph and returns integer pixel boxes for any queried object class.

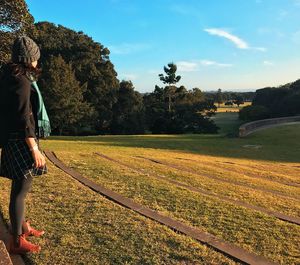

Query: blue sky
[26,0,300,92]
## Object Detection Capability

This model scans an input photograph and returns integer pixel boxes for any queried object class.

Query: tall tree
[158,63,181,112]
[144,81,218,134]
[143,85,167,133]
[215,88,223,107]
[34,22,119,133]
[39,55,93,135]
[233,95,244,107]
[111,80,145,134]
[0,0,34,66]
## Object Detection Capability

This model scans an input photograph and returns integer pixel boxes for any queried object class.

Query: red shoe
[8,234,41,254]
[23,220,45,237]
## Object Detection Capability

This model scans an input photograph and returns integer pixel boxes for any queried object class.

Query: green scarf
[31,81,51,138]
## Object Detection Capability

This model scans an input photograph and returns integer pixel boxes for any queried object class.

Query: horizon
[26,0,300,93]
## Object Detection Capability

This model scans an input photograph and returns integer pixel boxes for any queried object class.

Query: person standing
[0,36,51,254]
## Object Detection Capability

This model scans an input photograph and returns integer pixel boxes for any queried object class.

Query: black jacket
[0,70,38,140]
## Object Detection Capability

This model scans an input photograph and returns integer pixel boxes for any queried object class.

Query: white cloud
[263,60,274,66]
[200,60,233,67]
[204,28,266,51]
[176,61,199,72]
[175,60,232,72]
[204,28,249,49]
[253,47,267,52]
[108,43,151,55]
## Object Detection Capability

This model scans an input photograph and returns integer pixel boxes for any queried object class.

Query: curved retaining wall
[239,115,300,137]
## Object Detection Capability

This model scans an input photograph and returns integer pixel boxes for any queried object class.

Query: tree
[143,85,166,133]
[144,78,218,134]
[224,101,233,107]
[144,64,219,134]
[215,88,223,107]
[233,95,244,107]
[172,88,218,133]
[239,105,270,121]
[39,55,93,135]
[34,22,119,133]
[240,78,300,121]
[158,63,181,112]
[279,92,300,116]
[0,0,34,66]
[111,80,145,134]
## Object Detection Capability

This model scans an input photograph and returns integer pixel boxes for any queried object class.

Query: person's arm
[25,137,45,168]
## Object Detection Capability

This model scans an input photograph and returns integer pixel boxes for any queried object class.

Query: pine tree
[215,88,223,107]
[158,63,181,112]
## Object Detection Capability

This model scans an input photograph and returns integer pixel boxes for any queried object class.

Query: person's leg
[9,175,33,246]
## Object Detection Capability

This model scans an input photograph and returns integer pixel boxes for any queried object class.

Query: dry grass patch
[0,162,238,265]
[55,150,299,264]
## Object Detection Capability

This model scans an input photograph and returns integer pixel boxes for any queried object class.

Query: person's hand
[31,149,46,168]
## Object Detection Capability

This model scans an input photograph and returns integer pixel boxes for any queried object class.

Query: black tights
[9,176,33,237]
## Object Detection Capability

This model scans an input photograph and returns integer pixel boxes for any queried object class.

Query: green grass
[0,122,299,264]
[49,123,300,163]
[0,163,237,265]
[211,112,243,135]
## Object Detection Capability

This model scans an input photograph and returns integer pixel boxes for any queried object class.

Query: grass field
[0,114,299,264]
[215,102,251,113]
[211,112,243,135]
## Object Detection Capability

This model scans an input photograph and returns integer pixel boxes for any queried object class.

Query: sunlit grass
[56,150,299,264]
[215,102,252,113]
[0,123,299,264]
[0,163,237,265]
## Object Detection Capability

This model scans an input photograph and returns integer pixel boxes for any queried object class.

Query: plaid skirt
[0,132,47,180]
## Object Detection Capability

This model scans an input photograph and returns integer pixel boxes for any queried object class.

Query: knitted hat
[11,36,40,63]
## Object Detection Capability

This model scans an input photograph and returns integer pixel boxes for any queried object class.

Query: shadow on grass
[211,112,243,136]
[46,124,300,163]
[22,255,36,265]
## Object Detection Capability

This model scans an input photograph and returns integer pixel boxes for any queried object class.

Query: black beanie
[11,36,40,64]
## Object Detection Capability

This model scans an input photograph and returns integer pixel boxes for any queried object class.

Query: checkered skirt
[0,132,47,180]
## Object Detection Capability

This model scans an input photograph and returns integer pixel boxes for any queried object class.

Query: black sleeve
[13,76,36,138]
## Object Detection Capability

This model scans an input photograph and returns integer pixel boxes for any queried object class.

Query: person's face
[31,61,38,68]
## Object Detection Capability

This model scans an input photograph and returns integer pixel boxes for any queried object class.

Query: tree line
[4,1,295,135]
[0,1,221,135]
[205,89,255,108]
[239,80,300,121]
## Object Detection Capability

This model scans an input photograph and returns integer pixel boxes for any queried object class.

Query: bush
[239,105,271,121]
[278,92,300,116]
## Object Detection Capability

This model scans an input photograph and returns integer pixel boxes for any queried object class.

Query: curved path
[45,151,277,265]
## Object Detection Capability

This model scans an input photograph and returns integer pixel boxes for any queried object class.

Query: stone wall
[239,115,300,137]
